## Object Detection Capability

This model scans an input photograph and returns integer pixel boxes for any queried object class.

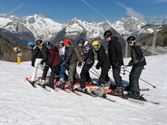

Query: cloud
[154,0,167,3]
[115,1,144,19]
[7,3,24,15]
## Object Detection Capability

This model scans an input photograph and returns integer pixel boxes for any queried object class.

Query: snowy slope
[0,54,167,125]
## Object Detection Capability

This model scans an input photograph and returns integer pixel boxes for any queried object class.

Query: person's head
[27,41,34,49]
[64,38,71,47]
[36,39,43,49]
[77,39,85,47]
[57,40,64,48]
[91,40,101,51]
[104,30,112,42]
[45,41,52,49]
[127,36,136,47]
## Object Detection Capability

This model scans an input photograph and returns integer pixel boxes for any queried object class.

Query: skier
[30,40,43,85]
[44,44,61,89]
[77,39,94,92]
[104,30,124,96]
[27,41,34,50]
[125,36,146,100]
[57,40,68,88]
[91,40,110,86]
[64,38,80,91]
[40,41,53,85]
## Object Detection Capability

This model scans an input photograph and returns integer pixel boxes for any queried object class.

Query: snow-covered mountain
[0,14,152,42]
[0,14,14,28]
[22,14,63,41]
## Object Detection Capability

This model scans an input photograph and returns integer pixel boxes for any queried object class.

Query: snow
[0,16,12,28]
[22,14,63,41]
[0,55,167,125]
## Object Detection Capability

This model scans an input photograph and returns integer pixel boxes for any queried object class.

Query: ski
[25,77,37,88]
[67,89,82,96]
[108,93,159,105]
[36,83,51,92]
[75,88,97,97]
[140,88,150,91]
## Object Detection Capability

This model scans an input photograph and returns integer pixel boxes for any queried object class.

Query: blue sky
[0,0,166,23]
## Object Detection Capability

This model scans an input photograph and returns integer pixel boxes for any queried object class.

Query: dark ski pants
[80,63,93,88]
[49,65,60,86]
[68,64,79,84]
[129,66,143,93]
[59,63,67,81]
[98,66,110,86]
[112,66,122,87]
[41,65,49,80]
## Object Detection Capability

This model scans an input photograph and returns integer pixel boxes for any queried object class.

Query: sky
[0,0,166,23]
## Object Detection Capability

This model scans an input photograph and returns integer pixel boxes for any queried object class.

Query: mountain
[22,14,63,41]
[111,17,146,35]
[0,15,35,45]
[2,14,162,48]
[0,14,14,28]
[51,18,126,48]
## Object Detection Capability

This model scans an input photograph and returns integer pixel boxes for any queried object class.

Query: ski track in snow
[0,54,167,125]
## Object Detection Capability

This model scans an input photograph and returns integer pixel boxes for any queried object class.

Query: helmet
[64,38,71,46]
[104,30,112,38]
[127,36,136,43]
[91,40,100,50]
[27,41,33,46]
[77,39,85,46]
[36,39,43,46]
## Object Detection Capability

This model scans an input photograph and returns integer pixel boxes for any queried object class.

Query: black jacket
[83,44,94,65]
[128,45,146,67]
[40,46,52,66]
[31,46,43,66]
[108,36,124,67]
[96,45,110,69]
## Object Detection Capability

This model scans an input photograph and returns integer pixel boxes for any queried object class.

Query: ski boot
[111,86,124,97]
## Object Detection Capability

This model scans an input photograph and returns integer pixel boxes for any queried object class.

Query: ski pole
[89,69,99,77]
[92,67,100,76]
[123,66,157,89]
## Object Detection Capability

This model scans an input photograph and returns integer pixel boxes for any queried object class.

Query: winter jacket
[50,46,60,66]
[83,44,94,65]
[96,45,110,69]
[40,46,52,66]
[108,36,124,67]
[66,46,80,65]
[128,45,146,67]
[31,46,43,66]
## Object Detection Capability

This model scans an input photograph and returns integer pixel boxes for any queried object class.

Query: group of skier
[26,30,146,100]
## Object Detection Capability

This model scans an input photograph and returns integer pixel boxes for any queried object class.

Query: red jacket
[50,46,60,66]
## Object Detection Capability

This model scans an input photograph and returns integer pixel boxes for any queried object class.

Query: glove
[96,64,100,69]
[78,61,82,67]
[86,58,93,64]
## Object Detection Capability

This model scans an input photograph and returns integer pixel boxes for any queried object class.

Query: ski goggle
[92,45,99,49]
